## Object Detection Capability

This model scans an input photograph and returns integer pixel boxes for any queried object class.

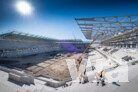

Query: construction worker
[96,70,106,86]
[77,57,82,65]
[79,72,83,84]
[76,57,82,71]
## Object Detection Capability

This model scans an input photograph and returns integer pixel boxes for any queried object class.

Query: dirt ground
[0,52,87,81]
[26,53,83,81]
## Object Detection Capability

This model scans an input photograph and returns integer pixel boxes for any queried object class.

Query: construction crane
[77,33,104,64]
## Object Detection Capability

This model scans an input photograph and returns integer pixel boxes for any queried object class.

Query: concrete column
[130,44,133,48]
[126,44,128,49]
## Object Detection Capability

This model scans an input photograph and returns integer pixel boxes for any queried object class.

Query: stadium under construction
[0,15,138,92]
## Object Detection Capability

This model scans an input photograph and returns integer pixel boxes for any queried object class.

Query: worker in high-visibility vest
[96,70,106,86]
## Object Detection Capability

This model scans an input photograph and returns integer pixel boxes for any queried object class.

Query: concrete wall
[9,69,34,84]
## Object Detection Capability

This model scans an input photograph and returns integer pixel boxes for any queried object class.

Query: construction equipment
[77,33,104,64]
[112,82,120,86]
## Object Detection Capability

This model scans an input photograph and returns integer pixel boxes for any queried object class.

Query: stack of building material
[9,69,34,84]
[37,76,65,88]
[103,48,111,52]
[110,49,118,54]
[122,56,133,61]
[131,60,138,65]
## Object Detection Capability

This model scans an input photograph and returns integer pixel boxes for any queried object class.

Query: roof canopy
[75,15,138,41]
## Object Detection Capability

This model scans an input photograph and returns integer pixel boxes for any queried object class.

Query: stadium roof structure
[75,15,138,41]
[0,31,58,41]
[0,31,83,42]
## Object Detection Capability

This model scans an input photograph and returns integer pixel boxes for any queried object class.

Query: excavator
[77,33,104,64]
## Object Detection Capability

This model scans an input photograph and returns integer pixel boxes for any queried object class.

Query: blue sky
[0,0,138,41]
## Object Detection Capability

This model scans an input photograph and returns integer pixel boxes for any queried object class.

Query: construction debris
[122,56,133,61]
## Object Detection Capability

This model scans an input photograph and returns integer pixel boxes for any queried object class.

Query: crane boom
[77,33,104,64]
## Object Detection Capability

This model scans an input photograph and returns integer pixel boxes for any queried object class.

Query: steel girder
[75,15,138,40]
